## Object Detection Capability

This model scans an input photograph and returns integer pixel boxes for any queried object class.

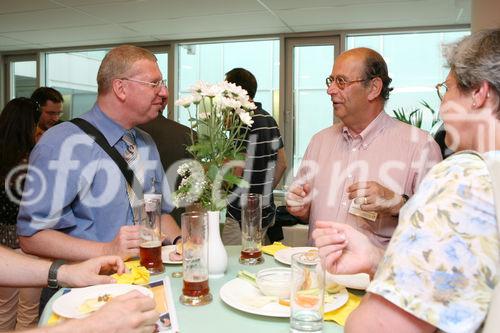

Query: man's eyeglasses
[46,111,63,117]
[326,76,369,90]
[120,78,167,90]
[435,81,448,101]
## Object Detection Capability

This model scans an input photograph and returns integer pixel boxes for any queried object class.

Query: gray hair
[443,29,500,94]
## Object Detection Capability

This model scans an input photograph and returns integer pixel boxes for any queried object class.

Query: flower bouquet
[173,81,255,211]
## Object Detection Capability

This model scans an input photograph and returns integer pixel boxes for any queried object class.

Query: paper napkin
[261,242,289,256]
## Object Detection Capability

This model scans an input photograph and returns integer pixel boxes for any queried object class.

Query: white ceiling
[0,0,470,52]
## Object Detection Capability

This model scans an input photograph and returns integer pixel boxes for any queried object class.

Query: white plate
[274,247,317,266]
[219,278,348,318]
[161,245,182,264]
[52,284,153,319]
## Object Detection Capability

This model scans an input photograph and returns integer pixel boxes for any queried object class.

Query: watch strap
[401,194,410,204]
[172,235,182,245]
[48,259,65,289]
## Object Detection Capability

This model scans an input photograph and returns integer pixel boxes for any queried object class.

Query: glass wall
[45,50,168,119]
[292,44,335,174]
[10,61,37,99]
[46,50,107,120]
[177,39,280,125]
[347,30,469,132]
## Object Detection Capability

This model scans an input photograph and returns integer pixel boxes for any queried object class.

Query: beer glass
[290,251,325,333]
[139,194,164,274]
[180,211,212,306]
[239,193,264,265]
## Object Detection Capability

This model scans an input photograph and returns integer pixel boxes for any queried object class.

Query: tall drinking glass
[139,194,164,274]
[180,212,212,306]
[239,193,264,265]
[290,251,325,333]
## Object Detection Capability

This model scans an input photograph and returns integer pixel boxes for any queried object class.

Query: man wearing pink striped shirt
[286,47,442,249]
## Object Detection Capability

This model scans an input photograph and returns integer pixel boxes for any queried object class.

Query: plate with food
[52,284,153,319]
[219,269,348,317]
[161,244,182,264]
[274,247,318,266]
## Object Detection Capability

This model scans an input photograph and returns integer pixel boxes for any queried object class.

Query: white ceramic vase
[207,210,228,278]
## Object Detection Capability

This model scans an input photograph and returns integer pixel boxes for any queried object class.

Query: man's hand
[82,291,158,333]
[57,256,126,288]
[286,183,312,221]
[312,221,384,277]
[104,225,141,260]
[347,181,404,216]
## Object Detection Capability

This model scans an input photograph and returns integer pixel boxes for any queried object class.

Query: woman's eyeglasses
[435,81,448,101]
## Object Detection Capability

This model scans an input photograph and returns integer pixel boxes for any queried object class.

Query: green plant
[392,100,441,131]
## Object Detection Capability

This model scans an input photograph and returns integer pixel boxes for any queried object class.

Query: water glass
[179,211,212,306]
[139,194,164,274]
[239,193,264,265]
[290,251,325,333]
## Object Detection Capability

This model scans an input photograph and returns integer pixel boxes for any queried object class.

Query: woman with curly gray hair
[313,29,500,333]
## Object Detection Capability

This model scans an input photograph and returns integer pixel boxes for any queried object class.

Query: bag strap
[70,118,143,200]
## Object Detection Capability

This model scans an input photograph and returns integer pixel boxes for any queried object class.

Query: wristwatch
[172,235,182,245]
[401,194,410,205]
[48,259,65,289]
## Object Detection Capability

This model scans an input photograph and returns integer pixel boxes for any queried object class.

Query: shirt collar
[83,104,133,147]
[341,111,390,147]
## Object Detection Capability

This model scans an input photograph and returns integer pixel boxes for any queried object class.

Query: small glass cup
[139,194,164,274]
[239,193,264,265]
[290,251,325,333]
[179,211,212,306]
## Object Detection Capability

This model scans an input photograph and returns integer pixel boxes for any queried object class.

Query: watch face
[48,278,59,289]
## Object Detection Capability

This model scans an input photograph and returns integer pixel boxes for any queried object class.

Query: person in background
[222,67,287,245]
[314,29,500,333]
[0,247,157,333]
[0,97,41,330]
[287,47,442,251]
[30,87,64,142]
[139,96,193,227]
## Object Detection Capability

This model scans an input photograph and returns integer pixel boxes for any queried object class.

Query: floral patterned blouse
[368,152,499,333]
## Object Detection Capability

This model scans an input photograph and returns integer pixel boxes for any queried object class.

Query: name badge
[348,200,378,222]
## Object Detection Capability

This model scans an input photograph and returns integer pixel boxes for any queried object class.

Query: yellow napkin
[324,292,362,326]
[111,260,150,285]
[47,313,62,325]
[261,242,289,256]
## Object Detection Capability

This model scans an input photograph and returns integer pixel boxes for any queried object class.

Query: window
[45,50,108,119]
[177,39,280,125]
[347,30,469,131]
[45,49,168,119]
[5,57,38,100]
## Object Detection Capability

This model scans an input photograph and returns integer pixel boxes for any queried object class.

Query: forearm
[161,214,181,244]
[273,148,287,189]
[20,318,94,333]
[368,245,385,278]
[0,246,51,287]
[20,230,107,261]
[388,194,405,216]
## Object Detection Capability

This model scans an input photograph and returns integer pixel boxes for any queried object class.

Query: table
[40,246,344,333]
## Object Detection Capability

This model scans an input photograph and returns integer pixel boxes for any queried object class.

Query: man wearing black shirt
[222,68,287,245]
